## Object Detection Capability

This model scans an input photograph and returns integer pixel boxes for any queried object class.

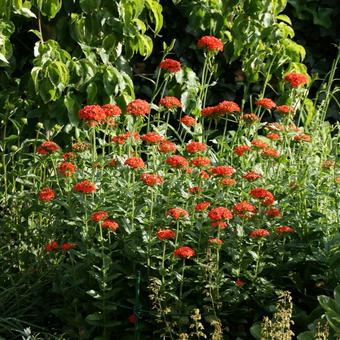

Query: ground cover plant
[1,31,339,339]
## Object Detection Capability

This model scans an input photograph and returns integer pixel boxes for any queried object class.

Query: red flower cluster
[201,101,240,117]
[242,171,262,181]
[210,221,228,229]
[276,105,292,114]
[167,207,189,220]
[265,208,281,217]
[38,187,56,202]
[173,246,195,258]
[249,229,270,238]
[195,201,210,211]
[126,99,150,116]
[262,147,280,158]
[200,170,210,179]
[294,134,311,142]
[235,279,245,287]
[166,155,188,168]
[233,201,256,218]
[102,219,119,232]
[221,178,236,186]
[188,186,202,194]
[241,113,260,121]
[266,132,280,140]
[91,211,109,222]
[112,132,140,145]
[61,242,76,251]
[125,157,145,169]
[37,141,60,155]
[102,104,121,117]
[210,165,235,177]
[276,226,294,234]
[63,152,76,160]
[45,240,59,252]
[159,96,182,109]
[140,173,163,186]
[58,161,76,177]
[73,180,96,193]
[249,188,275,206]
[209,237,223,245]
[78,105,106,125]
[157,229,176,240]
[284,72,308,87]
[251,139,269,149]
[197,35,223,52]
[208,207,233,221]
[255,98,276,109]
[158,141,177,153]
[191,156,211,167]
[186,141,207,154]
[142,132,164,144]
[159,58,181,73]
[234,145,251,156]
[180,115,197,127]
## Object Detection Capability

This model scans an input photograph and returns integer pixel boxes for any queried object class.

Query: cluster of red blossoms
[173,246,195,258]
[159,58,181,73]
[124,157,145,169]
[157,229,176,240]
[112,132,140,145]
[208,207,233,229]
[180,115,197,127]
[255,98,276,110]
[140,173,163,186]
[197,35,224,52]
[142,132,164,144]
[167,207,189,220]
[201,100,240,117]
[166,155,189,168]
[186,141,207,154]
[91,210,119,232]
[158,141,177,153]
[210,165,235,177]
[45,241,76,252]
[58,161,76,177]
[73,180,96,194]
[37,141,60,155]
[250,188,275,206]
[284,72,309,87]
[39,187,56,202]
[159,96,182,109]
[126,99,150,116]
[78,104,122,126]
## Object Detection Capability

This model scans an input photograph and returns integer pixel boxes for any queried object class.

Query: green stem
[161,241,166,284]
[179,259,186,301]
[254,242,262,279]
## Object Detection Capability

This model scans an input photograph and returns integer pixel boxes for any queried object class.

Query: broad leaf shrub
[0,36,339,338]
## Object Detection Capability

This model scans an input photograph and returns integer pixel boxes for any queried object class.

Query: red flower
[209,237,223,245]
[235,279,245,287]
[102,104,121,117]
[195,201,210,211]
[234,145,251,156]
[140,173,163,186]
[142,132,164,144]
[107,159,117,167]
[37,141,60,155]
[216,101,240,114]
[45,240,59,252]
[188,186,202,194]
[157,229,176,240]
[221,178,236,186]
[233,201,256,218]
[112,132,141,145]
[276,105,292,114]
[126,99,150,116]
[249,229,270,238]
[197,35,223,52]
[294,134,311,142]
[167,207,189,220]
[128,314,137,324]
[242,171,262,181]
[159,58,181,73]
[185,167,193,174]
[101,219,119,232]
[58,161,76,177]
[78,105,106,124]
[73,180,96,193]
[158,141,177,153]
[199,170,210,179]
[165,155,188,168]
[284,72,308,87]
[255,98,276,109]
[173,246,196,258]
[250,188,274,201]
[265,208,281,217]
[125,157,145,169]
[38,187,56,202]
[186,141,207,154]
[91,211,109,222]
[180,115,197,127]
[191,156,211,167]
[61,242,76,251]
[201,106,219,117]
[211,221,228,229]
[63,152,76,160]
[251,139,268,149]
[210,165,235,177]
[276,226,294,234]
[266,132,280,140]
[262,147,280,158]
[208,207,233,220]
[159,96,182,109]
[241,113,259,121]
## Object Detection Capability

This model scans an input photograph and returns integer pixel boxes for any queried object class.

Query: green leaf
[145,0,163,35]
[303,98,315,126]
[277,14,292,25]
[35,0,62,19]
[86,82,98,104]
[64,92,81,127]
[80,0,101,13]
[250,322,261,339]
